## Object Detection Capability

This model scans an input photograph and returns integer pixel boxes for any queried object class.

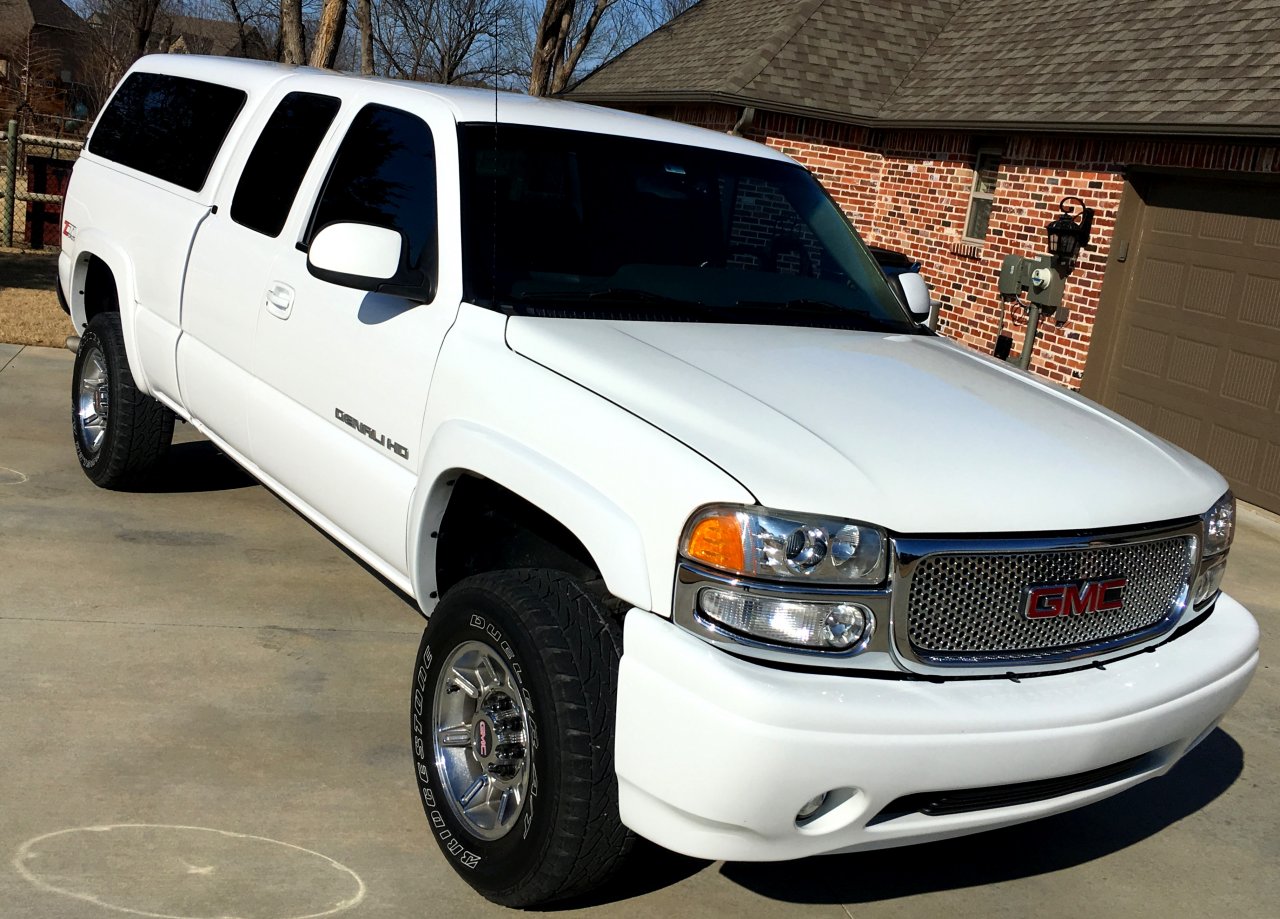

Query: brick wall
[626,102,1280,389]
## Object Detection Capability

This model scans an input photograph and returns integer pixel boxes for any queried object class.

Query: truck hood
[505,318,1225,534]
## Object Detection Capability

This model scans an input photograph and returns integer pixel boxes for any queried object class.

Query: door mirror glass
[896,272,932,324]
[307,222,406,290]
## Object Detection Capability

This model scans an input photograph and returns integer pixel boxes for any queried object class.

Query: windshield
[458,124,919,333]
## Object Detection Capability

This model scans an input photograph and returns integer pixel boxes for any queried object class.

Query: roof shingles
[567,0,1280,136]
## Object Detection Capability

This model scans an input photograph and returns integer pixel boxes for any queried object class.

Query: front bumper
[615,594,1258,861]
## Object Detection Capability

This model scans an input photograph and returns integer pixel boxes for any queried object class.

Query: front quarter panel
[409,305,755,615]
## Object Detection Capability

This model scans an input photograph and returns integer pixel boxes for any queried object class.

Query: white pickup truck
[59,56,1258,907]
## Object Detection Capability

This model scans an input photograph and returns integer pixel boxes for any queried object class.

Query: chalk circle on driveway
[13,824,366,919]
[0,466,28,485]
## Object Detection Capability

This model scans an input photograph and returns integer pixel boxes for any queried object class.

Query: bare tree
[280,0,305,63]
[76,0,175,113]
[633,0,695,31]
[373,0,516,84]
[356,0,373,74]
[528,0,616,96]
[224,0,252,53]
[309,0,347,68]
[0,24,67,132]
[125,0,168,56]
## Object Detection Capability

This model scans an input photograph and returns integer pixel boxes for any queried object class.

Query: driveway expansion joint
[0,344,25,374]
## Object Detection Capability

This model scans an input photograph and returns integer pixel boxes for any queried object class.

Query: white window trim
[962,147,1002,243]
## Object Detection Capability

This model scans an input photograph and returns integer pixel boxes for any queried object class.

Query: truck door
[180,88,342,457]
[249,99,462,579]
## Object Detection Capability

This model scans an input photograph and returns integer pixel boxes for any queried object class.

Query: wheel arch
[66,233,150,395]
[408,421,652,616]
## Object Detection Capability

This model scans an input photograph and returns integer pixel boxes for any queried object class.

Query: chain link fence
[2,120,84,250]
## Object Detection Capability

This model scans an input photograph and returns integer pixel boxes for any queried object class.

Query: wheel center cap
[474,718,493,759]
[94,386,109,415]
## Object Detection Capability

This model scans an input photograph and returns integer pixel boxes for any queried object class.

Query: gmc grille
[903,535,1196,664]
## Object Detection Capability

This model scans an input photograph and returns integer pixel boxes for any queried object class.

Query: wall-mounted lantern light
[1045,196,1094,268]
[995,195,1094,370]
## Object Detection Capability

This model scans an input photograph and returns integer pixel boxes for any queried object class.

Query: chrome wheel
[76,344,110,454]
[432,640,531,841]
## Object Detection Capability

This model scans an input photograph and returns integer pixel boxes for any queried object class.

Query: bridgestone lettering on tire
[410,569,634,908]
[72,312,175,489]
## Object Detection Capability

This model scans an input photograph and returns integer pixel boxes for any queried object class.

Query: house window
[964,149,1001,240]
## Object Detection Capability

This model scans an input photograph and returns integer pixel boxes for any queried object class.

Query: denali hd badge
[335,407,410,460]
[1022,577,1127,620]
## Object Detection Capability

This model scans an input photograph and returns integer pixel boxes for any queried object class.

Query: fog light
[697,588,873,651]
[797,792,828,821]
[1193,557,1227,605]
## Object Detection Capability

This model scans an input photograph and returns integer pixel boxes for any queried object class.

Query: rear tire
[72,312,174,489]
[410,569,633,907]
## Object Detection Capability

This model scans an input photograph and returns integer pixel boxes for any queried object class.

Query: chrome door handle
[264,283,295,319]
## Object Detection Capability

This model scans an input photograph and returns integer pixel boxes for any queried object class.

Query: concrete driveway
[1,343,1276,919]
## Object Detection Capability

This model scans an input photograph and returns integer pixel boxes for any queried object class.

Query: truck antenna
[491,32,500,309]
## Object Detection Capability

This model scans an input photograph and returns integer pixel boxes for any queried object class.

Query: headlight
[1203,491,1235,557]
[681,505,887,584]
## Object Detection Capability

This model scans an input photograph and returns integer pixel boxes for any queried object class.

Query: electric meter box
[998,254,1027,297]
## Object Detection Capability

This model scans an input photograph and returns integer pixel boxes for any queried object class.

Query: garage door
[1084,174,1280,514]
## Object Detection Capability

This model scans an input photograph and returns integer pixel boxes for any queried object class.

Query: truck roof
[125,54,791,163]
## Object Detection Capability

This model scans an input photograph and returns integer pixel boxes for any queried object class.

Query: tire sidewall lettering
[411,614,542,874]
[412,642,485,871]
[469,614,537,747]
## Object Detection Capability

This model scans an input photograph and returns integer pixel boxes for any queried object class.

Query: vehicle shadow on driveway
[136,439,259,493]
[718,728,1243,904]
[551,838,712,911]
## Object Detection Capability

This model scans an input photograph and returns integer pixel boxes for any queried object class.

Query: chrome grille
[904,536,1195,663]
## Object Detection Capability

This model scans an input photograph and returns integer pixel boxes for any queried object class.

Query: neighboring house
[567,0,1280,515]
[0,0,89,126]
[147,14,269,60]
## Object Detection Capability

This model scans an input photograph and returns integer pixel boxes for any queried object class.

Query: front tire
[72,312,174,489]
[410,569,633,907]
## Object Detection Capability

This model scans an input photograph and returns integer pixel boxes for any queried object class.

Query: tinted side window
[89,72,246,191]
[306,104,437,275]
[231,93,341,237]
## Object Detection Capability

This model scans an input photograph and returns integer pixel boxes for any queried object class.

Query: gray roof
[0,0,86,36]
[151,15,265,58]
[567,0,1280,137]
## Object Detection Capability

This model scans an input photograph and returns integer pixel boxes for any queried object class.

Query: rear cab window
[88,72,247,192]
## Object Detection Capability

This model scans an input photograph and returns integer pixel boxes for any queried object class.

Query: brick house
[0,0,89,129]
[566,0,1280,514]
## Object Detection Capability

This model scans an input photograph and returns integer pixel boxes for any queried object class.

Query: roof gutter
[565,90,1280,142]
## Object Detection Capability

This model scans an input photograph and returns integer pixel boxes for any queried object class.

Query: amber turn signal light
[684,512,745,572]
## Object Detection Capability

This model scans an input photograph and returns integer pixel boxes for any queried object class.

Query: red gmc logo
[1023,578,1127,619]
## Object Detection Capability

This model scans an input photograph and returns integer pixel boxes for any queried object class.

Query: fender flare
[67,230,151,395]
[407,419,652,615]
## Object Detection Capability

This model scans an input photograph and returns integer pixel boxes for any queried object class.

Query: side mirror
[897,272,932,325]
[307,222,432,302]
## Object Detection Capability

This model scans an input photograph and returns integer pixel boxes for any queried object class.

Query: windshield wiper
[736,297,848,312]
[732,298,913,332]
[508,287,719,320]
[517,287,696,305]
